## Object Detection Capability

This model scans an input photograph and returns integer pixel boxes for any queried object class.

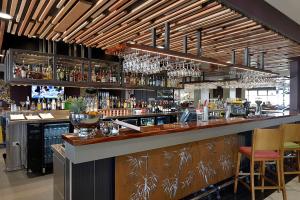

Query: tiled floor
[265,178,300,200]
[0,148,53,200]
[0,147,299,200]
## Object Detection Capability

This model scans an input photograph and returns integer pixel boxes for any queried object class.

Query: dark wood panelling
[95,158,115,200]
[290,58,300,113]
[72,161,95,200]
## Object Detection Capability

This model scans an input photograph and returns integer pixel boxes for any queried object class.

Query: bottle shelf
[5,48,183,90]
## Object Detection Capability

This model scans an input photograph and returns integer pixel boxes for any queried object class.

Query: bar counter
[59,114,300,200]
[63,114,300,163]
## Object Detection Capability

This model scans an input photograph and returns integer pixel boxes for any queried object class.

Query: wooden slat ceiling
[1,0,300,74]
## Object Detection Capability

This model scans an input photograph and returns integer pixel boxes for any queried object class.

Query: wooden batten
[52,0,77,25]
[32,0,46,20]
[18,0,37,36]
[9,0,18,17]
[11,23,18,35]
[37,16,52,35]
[54,1,92,33]
[1,0,299,72]
[23,21,34,36]
[29,22,41,36]
[38,0,55,22]
[6,20,12,33]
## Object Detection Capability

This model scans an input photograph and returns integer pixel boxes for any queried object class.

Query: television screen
[31,86,64,99]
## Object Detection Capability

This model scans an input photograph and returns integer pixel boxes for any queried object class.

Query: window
[258,90,267,96]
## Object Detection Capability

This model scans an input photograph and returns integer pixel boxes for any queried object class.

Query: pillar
[290,59,300,113]
[229,88,236,98]
[201,88,209,101]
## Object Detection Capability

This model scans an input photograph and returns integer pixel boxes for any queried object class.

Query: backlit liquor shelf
[4,48,183,90]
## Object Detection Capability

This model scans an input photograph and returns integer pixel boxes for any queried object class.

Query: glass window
[258,90,267,96]
[268,90,276,96]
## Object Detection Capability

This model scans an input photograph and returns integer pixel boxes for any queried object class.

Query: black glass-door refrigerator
[27,122,70,175]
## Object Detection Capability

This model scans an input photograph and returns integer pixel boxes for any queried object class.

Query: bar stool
[234,128,286,200]
[280,124,300,182]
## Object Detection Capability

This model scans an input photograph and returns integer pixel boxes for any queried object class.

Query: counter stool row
[234,124,300,200]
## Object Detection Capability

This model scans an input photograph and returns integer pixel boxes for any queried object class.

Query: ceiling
[265,0,300,25]
[0,0,300,75]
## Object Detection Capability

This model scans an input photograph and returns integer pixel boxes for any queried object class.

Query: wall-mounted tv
[31,85,64,99]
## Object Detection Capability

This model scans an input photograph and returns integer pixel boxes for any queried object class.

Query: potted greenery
[69,97,100,137]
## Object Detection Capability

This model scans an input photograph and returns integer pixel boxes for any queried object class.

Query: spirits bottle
[61,97,65,110]
[42,98,47,110]
[51,99,56,110]
[91,69,97,82]
[37,98,42,111]
[25,96,30,110]
[57,98,61,110]
[47,99,51,110]
[30,102,36,111]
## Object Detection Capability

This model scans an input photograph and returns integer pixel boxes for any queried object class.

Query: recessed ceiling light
[0,12,12,20]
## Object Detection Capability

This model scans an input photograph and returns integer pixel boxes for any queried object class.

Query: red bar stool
[280,124,300,182]
[234,128,286,200]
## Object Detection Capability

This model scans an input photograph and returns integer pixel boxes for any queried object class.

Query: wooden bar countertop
[63,114,298,146]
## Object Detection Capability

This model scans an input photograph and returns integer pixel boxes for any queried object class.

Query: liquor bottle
[111,68,117,83]
[101,69,106,83]
[25,96,30,110]
[91,69,97,82]
[123,72,128,84]
[61,97,65,110]
[57,98,61,110]
[51,99,56,110]
[42,98,47,110]
[21,66,27,79]
[123,99,127,109]
[59,66,65,81]
[30,102,36,111]
[140,74,145,86]
[37,98,42,111]
[69,69,74,82]
[47,99,51,110]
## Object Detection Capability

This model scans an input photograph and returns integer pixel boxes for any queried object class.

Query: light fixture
[0,54,4,57]
[0,12,13,20]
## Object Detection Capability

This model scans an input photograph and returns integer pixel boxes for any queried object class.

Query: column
[229,88,236,99]
[290,59,300,113]
[201,88,209,101]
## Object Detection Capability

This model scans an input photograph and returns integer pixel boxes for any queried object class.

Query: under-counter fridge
[27,122,70,174]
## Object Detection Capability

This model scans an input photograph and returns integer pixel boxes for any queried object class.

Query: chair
[234,128,286,200]
[280,124,300,182]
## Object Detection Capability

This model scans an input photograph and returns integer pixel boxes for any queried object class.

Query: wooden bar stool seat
[280,124,300,182]
[234,128,286,200]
